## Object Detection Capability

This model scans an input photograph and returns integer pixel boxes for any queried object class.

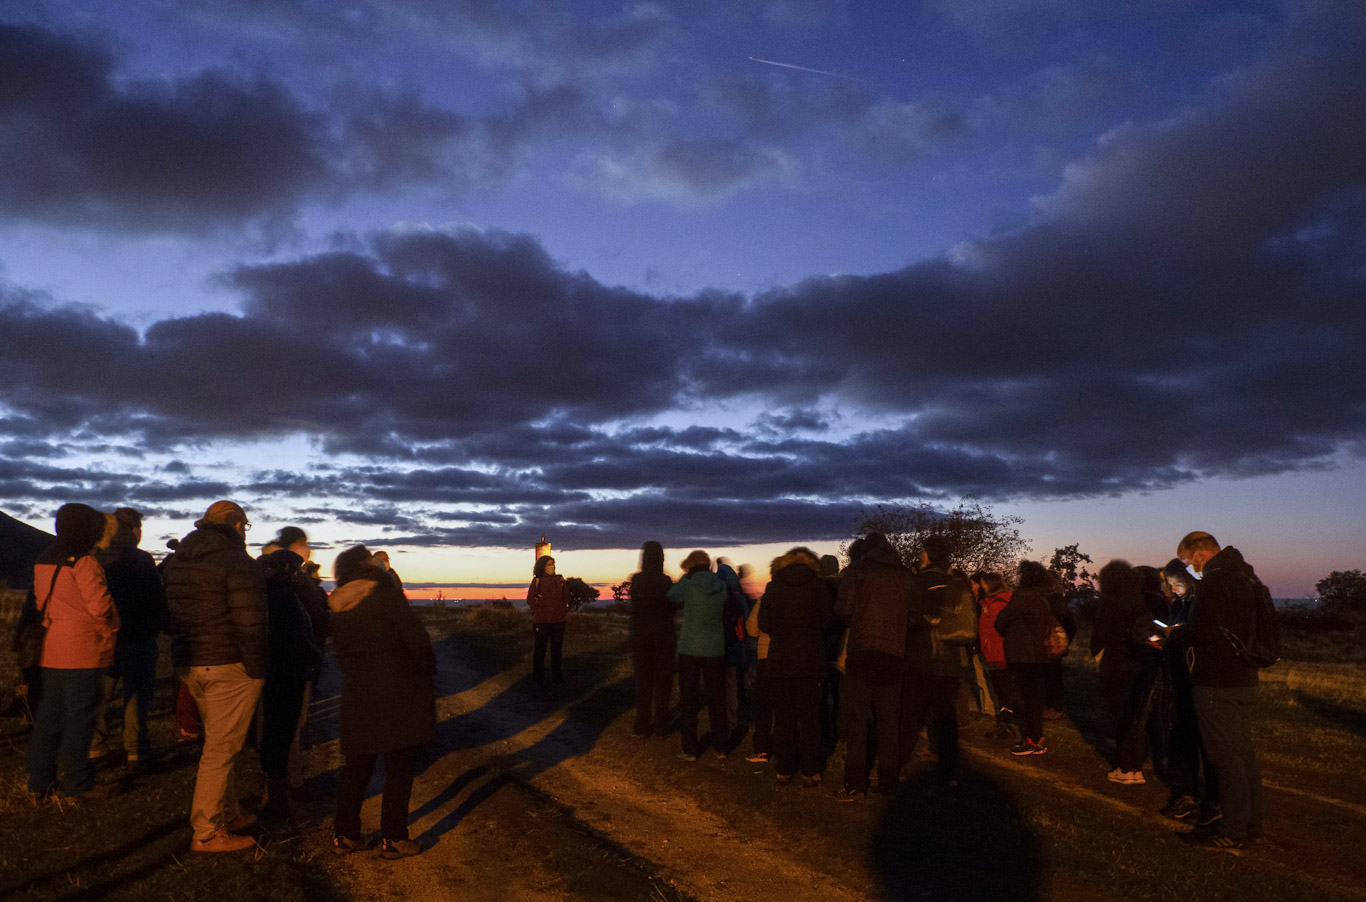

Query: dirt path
[296,622,1366,902]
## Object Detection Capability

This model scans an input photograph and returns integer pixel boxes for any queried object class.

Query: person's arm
[667,578,687,606]
[390,589,436,677]
[74,555,120,634]
[227,553,270,679]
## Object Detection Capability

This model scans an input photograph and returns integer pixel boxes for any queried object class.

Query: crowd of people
[9,496,1269,859]
[13,500,433,858]
[618,530,1268,854]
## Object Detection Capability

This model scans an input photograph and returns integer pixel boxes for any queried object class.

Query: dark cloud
[2,5,1365,549]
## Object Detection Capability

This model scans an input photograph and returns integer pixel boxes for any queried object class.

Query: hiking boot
[677,752,698,762]
[745,751,769,763]
[379,838,423,860]
[775,773,793,785]
[1010,739,1045,756]
[1192,810,1224,837]
[713,750,728,761]
[1106,768,1144,784]
[191,832,256,853]
[333,834,371,856]
[1161,795,1199,820]
[801,773,823,787]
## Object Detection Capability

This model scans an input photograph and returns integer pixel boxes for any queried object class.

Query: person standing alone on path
[528,555,570,684]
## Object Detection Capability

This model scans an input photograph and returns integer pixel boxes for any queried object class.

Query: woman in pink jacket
[26,503,120,801]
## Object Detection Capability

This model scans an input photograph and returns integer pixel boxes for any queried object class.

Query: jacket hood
[328,578,377,613]
[174,523,245,560]
[862,543,904,569]
[771,551,821,585]
[1205,545,1251,577]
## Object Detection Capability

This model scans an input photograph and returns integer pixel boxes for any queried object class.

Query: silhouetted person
[329,545,435,859]
[628,541,675,737]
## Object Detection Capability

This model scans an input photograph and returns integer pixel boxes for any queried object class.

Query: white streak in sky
[748,57,858,81]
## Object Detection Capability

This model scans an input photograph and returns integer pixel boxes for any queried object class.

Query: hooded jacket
[978,590,1011,668]
[162,523,269,678]
[994,585,1053,665]
[836,542,919,681]
[757,553,836,679]
[33,555,120,670]
[1168,546,1261,688]
[98,535,166,647]
[668,569,728,657]
[527,572,570,624]
[328,566,437,755]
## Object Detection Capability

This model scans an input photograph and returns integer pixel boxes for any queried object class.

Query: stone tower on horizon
[535,535,551,562]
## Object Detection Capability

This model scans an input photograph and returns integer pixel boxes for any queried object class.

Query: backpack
[1045,615,1070,657]
[1221,575,1280,669]
[928,573,978,645]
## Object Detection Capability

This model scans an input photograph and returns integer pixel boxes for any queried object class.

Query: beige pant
[177,663,263,841]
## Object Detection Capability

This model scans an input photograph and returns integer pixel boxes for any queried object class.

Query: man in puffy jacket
[163,500,268,853]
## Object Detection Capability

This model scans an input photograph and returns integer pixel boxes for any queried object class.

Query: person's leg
[751,659,773,756]
[988,668,1021,725]
[651,650,675,735]
[334,752,378,839]
[176,678,202,739]
[59,668,105,794]
[724,665,739,735]
[632,643,654,735]
[970,653,996,717]
[871,680,903,791]
[120,639,159,763]
[821,666,841,755]
[931,675,961,781]
[1117,669,1155,773]
[1195,686,1259,840]
[532,624,548,681]
[677,655,701,755]
[290,680,313,790]
[183,664,265,841]
[87,670,116,759]
[1013,664,1046,743]
[840,676,873,792]
[379,746,418,842]
[796,677,823,778]
[26,668,66,793]
[771,678,798,776]
[549,621,566,683]
[702,656,728,752]
[1045,657,1065,715]
[261,670,307,815]
[898,670,932,770]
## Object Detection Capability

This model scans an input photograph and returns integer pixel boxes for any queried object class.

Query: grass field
[1,605,1364,901]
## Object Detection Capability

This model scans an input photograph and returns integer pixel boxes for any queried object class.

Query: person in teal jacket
[668,550,729,760]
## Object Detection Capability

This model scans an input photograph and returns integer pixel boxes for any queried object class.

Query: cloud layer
[2,3,1365,549]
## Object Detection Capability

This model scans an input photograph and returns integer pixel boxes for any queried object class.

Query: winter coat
[757,556,836,679]
[668,570,728,657]
[33,555,120,669]
[994,586,1054,665]
[527,573,570,624]
[836,544,919,682]
[1091,584,1154,664]
[163,523,269,678]
[628,569,675,649]
[910,565,973,677]
[260,549,324,680]
[717,562,750,667]
[745,597,771,660]
[1168,546,1261,688]
[98,543,166,647]
[328,567,437,756]
[978,590,1011,668]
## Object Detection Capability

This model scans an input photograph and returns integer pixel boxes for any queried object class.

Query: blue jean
[92,639,160,760]
[1194,685,1262,840]
[28,667,105,795]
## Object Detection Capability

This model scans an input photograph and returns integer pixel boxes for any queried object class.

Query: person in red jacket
[994,560,1056,756]
[976,572,1021,742]
[528,555,570,684]
[26,503,120,802]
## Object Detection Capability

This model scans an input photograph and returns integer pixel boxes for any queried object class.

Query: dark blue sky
[2,1,1364,592]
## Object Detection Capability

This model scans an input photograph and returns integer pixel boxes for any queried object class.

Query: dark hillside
[0,510,53,589]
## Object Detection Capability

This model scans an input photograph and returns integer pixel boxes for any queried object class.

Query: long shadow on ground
[1294,692,1366,739]
[871,769,1046,902]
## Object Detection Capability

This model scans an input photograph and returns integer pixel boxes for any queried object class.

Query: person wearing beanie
[26,503,121,802]
[162,500,268,853]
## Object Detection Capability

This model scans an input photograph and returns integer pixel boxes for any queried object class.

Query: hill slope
[0,510,54,589]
